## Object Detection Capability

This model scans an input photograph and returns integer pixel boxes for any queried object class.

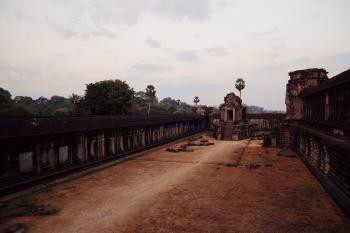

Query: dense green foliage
[145,85,156,101]
[0,80,194,117]
[0,88,71,117]
[0,88,12,115]
[0,88,11,104]
[84,80,134,115]
[131,94,191,114]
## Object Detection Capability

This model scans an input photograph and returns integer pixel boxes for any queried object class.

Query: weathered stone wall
[285,68,328,120]
[0,117,207,190]
[286,68,350,216]
[247,118,283,130]
[291,125,350,216]
[246,113,288,146]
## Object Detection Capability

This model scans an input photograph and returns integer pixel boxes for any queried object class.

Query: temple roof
[0,114,204,140]
[220,92,242,109]
[300,69,350,97]
[289,68,328,76]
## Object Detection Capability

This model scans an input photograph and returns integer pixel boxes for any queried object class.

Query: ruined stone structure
[286,68,328,120]
[215,93,251,140]
[285,68,350,215]
[246,113,288,146]
[212,93,286,142]
[0,114,206,192]
[220,93,244,122]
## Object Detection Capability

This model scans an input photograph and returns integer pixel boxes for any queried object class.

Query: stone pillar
[77,136,86,161]
[90,140,96,158]
[48,145,56,168]
[59,145,69,164]
[35,144,42,173]
[119,136,124,152]
[97,131,105,158]
[110,136,116,154]
[127,135,132,150]
[19,151,34,173]
[325,92,330,121]
[133,132,138,148]
[141,133,146,146]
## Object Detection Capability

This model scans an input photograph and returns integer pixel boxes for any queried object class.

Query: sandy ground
[1,134,349,233]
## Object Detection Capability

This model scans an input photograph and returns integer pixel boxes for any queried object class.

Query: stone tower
[220,92,243,123]
[285,68,328,120]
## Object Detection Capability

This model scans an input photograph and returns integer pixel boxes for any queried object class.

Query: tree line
[1,77,249,117]
[0,80,193,117]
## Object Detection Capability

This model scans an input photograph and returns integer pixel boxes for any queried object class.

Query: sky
[0,0,349,111]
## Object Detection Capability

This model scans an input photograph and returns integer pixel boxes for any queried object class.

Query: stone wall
[286,68,350,216]
[0,116,207,191]
[285,68,328,120]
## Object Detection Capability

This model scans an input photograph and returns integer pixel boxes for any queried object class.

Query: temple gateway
[220,92,244,122]
[215,92,251,140]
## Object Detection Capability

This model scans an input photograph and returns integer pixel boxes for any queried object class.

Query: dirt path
[1,135,349,233]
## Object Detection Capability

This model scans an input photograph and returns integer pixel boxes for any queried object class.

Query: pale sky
[0,0,349,110]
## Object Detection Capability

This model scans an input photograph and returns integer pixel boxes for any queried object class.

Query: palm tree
[145,85,156,115]
[70,93,79,116]
[193,96,200,106]
[176,99,181,109]
[235,78,245,98]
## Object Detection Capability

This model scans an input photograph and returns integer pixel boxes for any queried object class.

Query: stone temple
[285,68,328,120]
[215,92,250,140]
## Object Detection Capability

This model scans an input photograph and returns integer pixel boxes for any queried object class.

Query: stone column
[141,133,146,146]
[119,136,124,152]
[97,131,105,158]
[224,108,227,122]
[325,92,330,121]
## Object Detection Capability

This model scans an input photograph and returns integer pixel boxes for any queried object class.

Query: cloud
[0,0,10,9]
[47,18,117,40]
[175,50,198,62]
[0,63,41,84]
[258,51,350,74]
[154,0,213,21]
[146,38,161,48]
[249,27,279,38]
[87,0,216,26]
[50,23,79,39]
[9,1,118,40]
[206,46,228,56]
[0,0,220,42]
[129,63,171,74]
[88,27,118,39]
[316,51,350,75]
[290,56,313,65]
[6,0,218,40]
[53,53,68,59]
[259,45,284,58]
[48,53,68,65]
